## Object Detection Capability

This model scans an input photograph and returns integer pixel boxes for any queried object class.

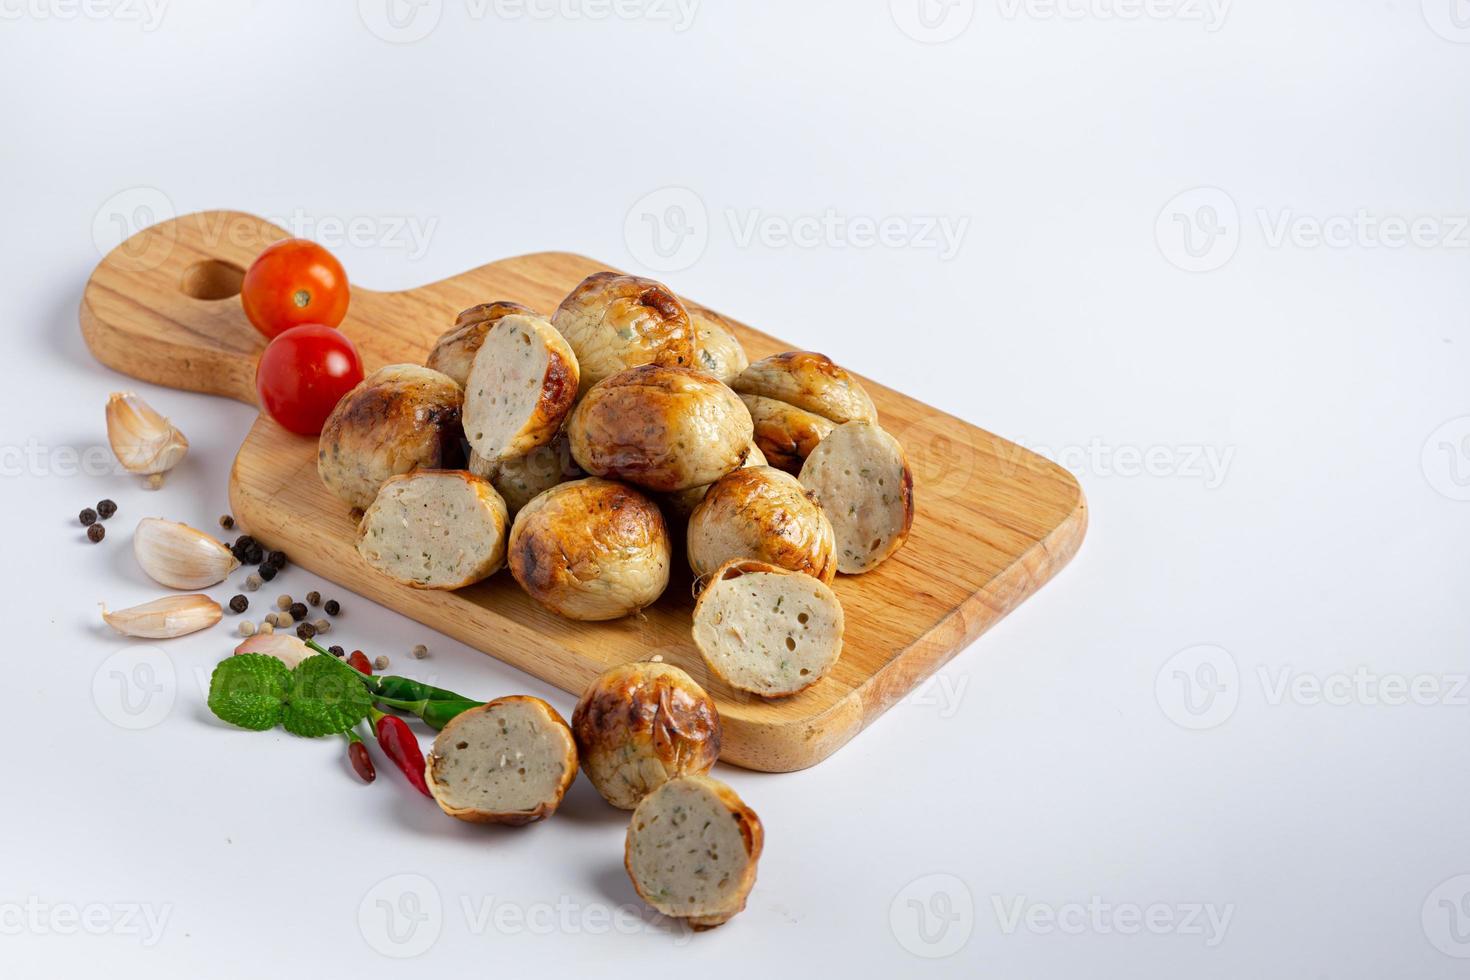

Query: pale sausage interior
[465,317,553,460]
[692,568,843,697]
[429,700,572,814]
[627,779,752,918]
[357,472,506,588]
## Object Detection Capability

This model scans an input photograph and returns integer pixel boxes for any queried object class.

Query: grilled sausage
[692,559,844,697]
[462,313,579,463]
[427,696,578,826]
[686,466,836,583]
[571,661,721,809]
[551,272,695,393]
[567,365,753,492]
[508,478,671,620]
[733,351,877,425]
[426,301,538,387]
[625,775,763,929]
[799,420,914,574]
[317,364,464,511]
[356,470,508,589]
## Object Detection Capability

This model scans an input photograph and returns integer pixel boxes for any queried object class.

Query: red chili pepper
[347,650,372,675]
[373,713,430,797]
[346,733,375,784]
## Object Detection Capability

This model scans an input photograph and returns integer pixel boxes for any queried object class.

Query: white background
[1,1,1468,977]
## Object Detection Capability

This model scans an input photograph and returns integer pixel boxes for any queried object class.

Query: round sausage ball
[469,430,584,514]
[567,365,753,493]
[551,272,694,393]
[686,300,749,385]
[509,478,672,620]
[426,301,538,387]
[687,466,836,583]
[733,350,877,425]
[740,393,835,474]
[427,696,578,826]
[571,661,722,810]
[663,440,766,523]
[625,775,763,929]
[317,364,464,511]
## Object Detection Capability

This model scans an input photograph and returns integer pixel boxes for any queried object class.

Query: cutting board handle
[80,210,302,406]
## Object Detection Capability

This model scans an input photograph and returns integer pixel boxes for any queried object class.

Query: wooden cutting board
[80,210,1087,772]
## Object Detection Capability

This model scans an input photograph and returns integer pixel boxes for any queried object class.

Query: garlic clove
[106,392,188,489]
[133,518,240,589]
[101,594,222,638]
[234,633,316,669]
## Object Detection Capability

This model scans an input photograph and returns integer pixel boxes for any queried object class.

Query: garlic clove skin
[102,594,222,638]
[133,518,240,589]
[107,392,188,489]
[234,633,315,669]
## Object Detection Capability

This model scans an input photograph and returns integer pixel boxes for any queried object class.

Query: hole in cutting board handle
[179,259,245,300]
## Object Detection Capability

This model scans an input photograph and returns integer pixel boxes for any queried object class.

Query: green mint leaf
[208,654,291,731]
[282,654,373,737]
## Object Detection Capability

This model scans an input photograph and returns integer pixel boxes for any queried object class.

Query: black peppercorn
[219,514,234,530]
[228,594,248,614]
[323,599,340,617]
[296,622,317,640]
[244,544,264,565]
[328,645,344,657]
[306,590,321,607]
[87,523,105,543]
[96,499,117,520]
[266,550,287,570]
[79,508,97,526]
[289,602,308,622]
[258,564,278,582]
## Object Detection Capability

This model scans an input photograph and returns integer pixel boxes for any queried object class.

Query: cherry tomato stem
[241,238,350,338]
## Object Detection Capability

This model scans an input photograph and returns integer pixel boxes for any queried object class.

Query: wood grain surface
[79,211,1087,772]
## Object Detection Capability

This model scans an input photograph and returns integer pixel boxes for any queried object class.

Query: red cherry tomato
[241,239,350,338]
[255,324,364,435]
